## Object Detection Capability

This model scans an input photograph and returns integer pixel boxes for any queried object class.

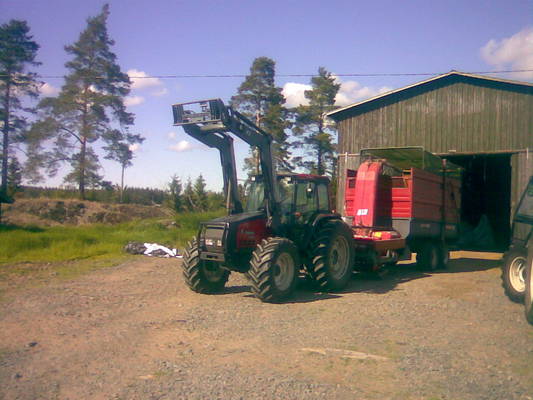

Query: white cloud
[167,131,177,140]
[169,140,196,153]
[129,143,141,152]
[282,78,392,108]
[127,68,164,90]
[124,95,145,107]
[152,87,168,96]
[40,82,59,96]
[481,27,533,79]
[282,82,311,107]
[334,78,392,106]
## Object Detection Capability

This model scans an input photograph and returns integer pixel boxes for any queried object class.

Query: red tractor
[172,99,355,303]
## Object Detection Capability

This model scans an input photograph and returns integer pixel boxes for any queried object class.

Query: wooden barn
[327,71,533,248]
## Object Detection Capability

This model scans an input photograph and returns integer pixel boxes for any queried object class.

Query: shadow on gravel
[340,256,501,296]
[442,257,500,273]
[220,285,251,295]
[346,263,429,295]
[218,257,501,302]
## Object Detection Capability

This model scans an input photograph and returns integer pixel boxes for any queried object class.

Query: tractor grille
[202,224,226,251]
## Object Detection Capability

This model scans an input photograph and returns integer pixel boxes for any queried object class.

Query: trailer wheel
[501,248,527,303]
[416,241,440,271]
[182,238,230,293]
[525,247,533,325]
[437,243,450,270]
[249,237,299,303]
[308,221,355,291]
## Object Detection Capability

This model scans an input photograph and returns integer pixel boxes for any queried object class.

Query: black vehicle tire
[501,248,527,303]
[525,246,533,325]
[249,237,299,303]
[437,243,450,270]
[416,241,440,271]
[308,221,355,291]
[182,238,230,294]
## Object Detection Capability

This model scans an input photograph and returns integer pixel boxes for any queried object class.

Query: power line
[2,69,533,80]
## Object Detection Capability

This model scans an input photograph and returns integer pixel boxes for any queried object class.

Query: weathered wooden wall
[333,75,533,213]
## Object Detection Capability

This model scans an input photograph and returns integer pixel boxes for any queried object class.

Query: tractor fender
[302,213,344,249]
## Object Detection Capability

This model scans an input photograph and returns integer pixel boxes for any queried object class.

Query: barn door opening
[444,153,512,251]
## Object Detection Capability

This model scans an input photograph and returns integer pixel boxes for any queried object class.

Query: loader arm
[172,99,280,230]
[179,123,243,214]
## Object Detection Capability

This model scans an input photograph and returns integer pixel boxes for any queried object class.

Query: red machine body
[344,148,462,271]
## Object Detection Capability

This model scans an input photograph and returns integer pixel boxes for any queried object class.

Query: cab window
[317,183,329,211]
[295,182,316,213]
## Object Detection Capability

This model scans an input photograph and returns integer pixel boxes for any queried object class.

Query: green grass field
[0,210,224,266]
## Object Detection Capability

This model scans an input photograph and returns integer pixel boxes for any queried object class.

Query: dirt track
[1,252,532,400]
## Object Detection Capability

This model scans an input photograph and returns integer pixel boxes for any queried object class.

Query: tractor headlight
[205,239,223,247]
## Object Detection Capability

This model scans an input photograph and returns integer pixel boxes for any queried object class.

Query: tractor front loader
[172,99,355,302]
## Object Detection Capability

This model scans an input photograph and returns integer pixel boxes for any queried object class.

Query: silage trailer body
[343,147,462,271]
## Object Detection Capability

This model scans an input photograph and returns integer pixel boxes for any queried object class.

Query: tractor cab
[246,174,333,247]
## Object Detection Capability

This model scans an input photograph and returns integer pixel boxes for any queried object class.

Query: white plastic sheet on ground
[143,243,183,258]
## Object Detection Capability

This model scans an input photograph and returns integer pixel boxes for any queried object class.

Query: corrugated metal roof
[327,71,533,121]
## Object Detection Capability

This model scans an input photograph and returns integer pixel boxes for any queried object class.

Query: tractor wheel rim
[330,236,349,279]
[273,252,294,291]
[203,263,225,283]
[509,256,526,293]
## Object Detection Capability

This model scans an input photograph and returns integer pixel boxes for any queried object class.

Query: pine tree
[7,156,22,196]
[167,175,183,212]
[183,177,196,212]
[231,57,291,175]
[292,67,340,176]
[102,129,144,202]
[194,174,208,211]
[0,20,40,202]
[28,4,134,199]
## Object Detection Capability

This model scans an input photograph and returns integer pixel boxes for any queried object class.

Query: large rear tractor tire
[249,237,299,303]
[524,247,533,325]
[182,238,230,294]
[416,241,440,271]
[308,221,355,291]
[501,248,527,303]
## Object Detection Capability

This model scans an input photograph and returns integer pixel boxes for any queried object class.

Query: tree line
[1,4,342,215]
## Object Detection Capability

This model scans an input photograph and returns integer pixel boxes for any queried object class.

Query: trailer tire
[308,221,355,291]
[501,248,527,303]
[249,237,299,303]
[416,241,440,271]
[182,238,230,293]
[525,246,533,325]
[437,243,450,270]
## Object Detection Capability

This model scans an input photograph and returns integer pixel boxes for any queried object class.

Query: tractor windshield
[245,177,295,213]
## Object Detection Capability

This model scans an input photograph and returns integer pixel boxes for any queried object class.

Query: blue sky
[3,0,532,191]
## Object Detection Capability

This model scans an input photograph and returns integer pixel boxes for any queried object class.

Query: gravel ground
[0,252,532,400]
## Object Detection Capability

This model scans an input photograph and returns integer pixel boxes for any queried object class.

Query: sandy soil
[1,252,532,400]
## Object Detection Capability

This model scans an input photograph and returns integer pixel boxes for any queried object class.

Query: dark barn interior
[444,153,512,250]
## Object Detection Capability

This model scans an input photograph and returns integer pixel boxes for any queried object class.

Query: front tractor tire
[249,237,299,303]
[501,248,527,303]
[308,221,355,291]
[182,238,230,294]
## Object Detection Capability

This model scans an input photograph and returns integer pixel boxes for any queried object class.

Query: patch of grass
[0,210,224,267]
